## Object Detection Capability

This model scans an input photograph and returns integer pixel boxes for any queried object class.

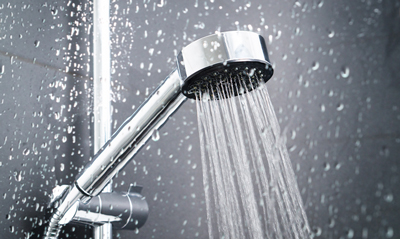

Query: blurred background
[0,0,399,238]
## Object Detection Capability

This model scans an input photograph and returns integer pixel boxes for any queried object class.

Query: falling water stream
[196,78,311,239]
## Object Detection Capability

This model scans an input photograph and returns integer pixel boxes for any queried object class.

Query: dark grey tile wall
[0,0,399,238]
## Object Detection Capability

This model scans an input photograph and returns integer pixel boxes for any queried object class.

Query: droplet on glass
[328,29,335,38]
[323,162,330,171]
[320,104,325,112]
[347,228,354,238]
[384,193,393,202]
[340,66,350,78]
[312,226,322,236]
[311,61,319,71]
[151,129,160,141]
[23,148,30,156]
[386,227,394,238]
[336,103,344,111]
[14,170,22,182]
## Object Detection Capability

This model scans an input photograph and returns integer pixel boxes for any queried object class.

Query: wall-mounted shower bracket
[47,185,148,230]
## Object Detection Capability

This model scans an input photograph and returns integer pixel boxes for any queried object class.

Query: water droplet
[153,193,158,201]
[194,22,205,29]
[328,29,335,38]
[320,104,325,112]
[336,103,344,111]
[311,61,319,71]
[384,193,393,202]
[23,148,30,156]
[151,129,160,141]
[329,218,335,228]
[34,40,40,48]
[156,175,161,181]
[51,7,58,15]
[386,227,394,238]
[157,0,165,7]
[323,162,330,171]
[0,65,4,74]
[60,163,65,172]
[347,228,354,238]
[340,66,350,78]
[67,126,73,134]
[249,68,255,77]
[14,170,22,182]
[148,48,154,56]
[312,226,322,236]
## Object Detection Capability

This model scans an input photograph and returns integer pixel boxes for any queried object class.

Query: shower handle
[75,69,186,198]
[43,70,185,239]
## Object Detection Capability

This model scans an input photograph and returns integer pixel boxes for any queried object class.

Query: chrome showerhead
[177,31,274,100]
[44,31,274,239]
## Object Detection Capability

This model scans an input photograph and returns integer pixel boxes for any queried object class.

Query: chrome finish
[44,185,85,238]
[93,0,111,154]
[49,185,71,205]
[72,189,148,229]
[43,31,274,238]
[43,70,184,239]
[93,224,112,239]
[177,31,273,99]
[73,211,122,225]
[93,0,112,237]
[178,31,269,79]
[75,69,185,197]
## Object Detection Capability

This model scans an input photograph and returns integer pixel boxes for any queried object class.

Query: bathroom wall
[0,0,399,238]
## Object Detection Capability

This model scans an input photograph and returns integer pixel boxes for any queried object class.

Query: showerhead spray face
[177,31,273,100]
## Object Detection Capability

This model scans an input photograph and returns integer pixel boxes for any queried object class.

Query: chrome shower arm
[44,69,185,238]
[75,69,186,197]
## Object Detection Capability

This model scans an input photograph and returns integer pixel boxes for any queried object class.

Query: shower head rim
[177,31,273,100]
